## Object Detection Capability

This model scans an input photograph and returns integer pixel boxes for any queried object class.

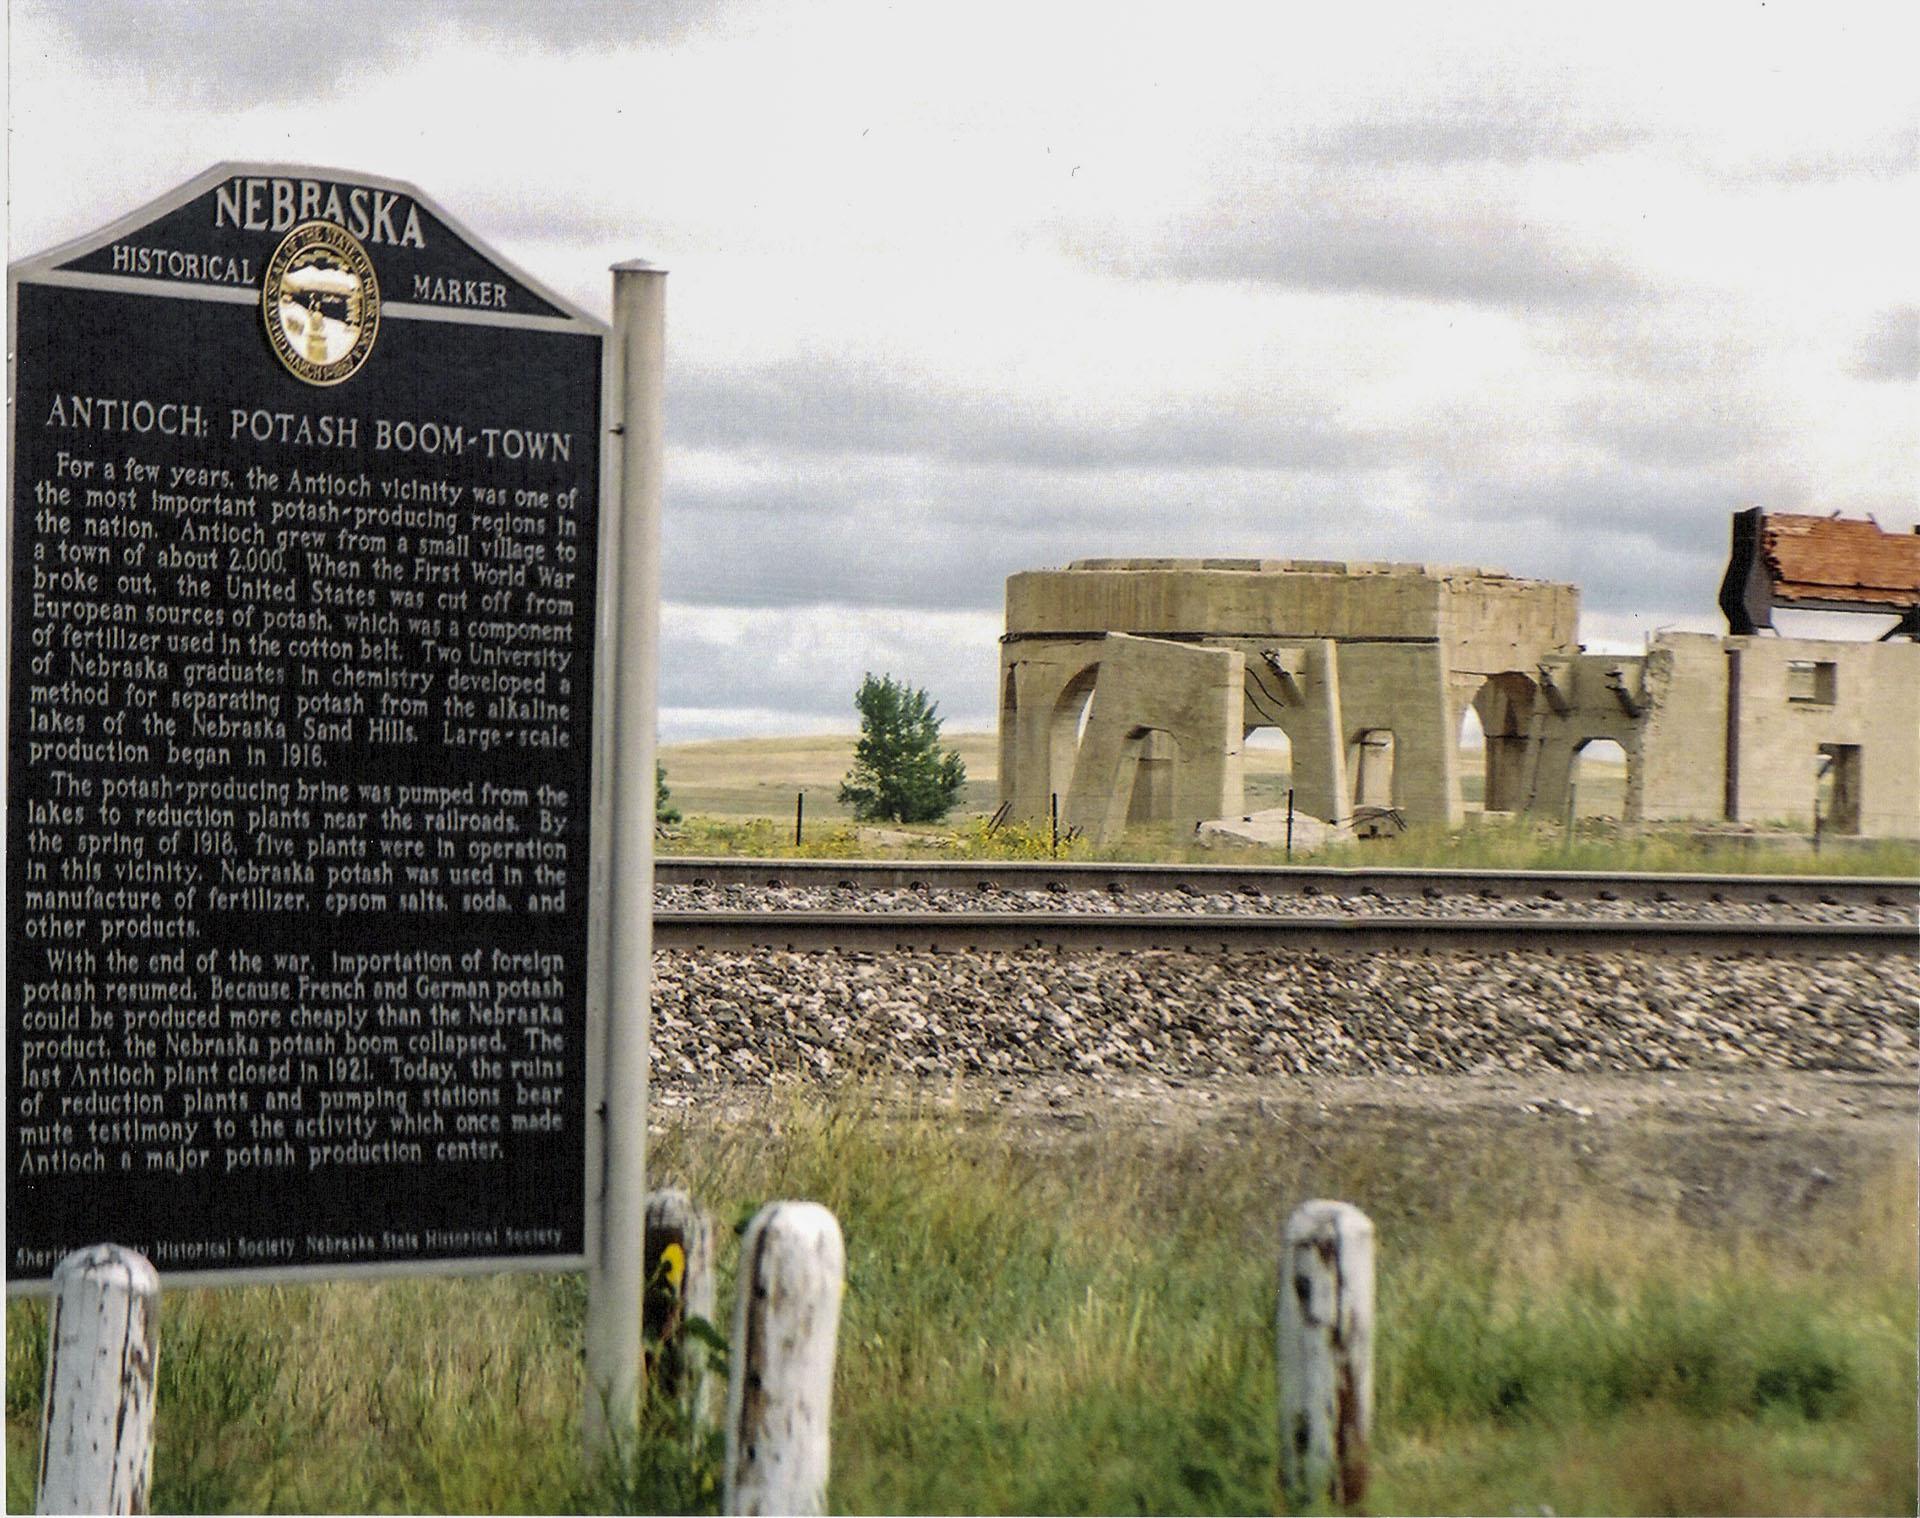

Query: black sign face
[8,165,607,1285]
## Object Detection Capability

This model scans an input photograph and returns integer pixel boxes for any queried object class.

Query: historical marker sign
[8,164,610,1285]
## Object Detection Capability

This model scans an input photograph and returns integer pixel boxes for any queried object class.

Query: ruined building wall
[1001,560,1578,843]
[1722,637,1919,837]
[1525,633,1919,840]
[1001,545,1917,846]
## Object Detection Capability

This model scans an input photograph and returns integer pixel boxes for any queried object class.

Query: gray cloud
[650,464,1748,740]
[668,361,1401,472]
[1292,109,1647,168]
[659,613,995,725]
[25,0,736,103]
[1425,466,1806,616]
[1087,185,1646,310]
[1711,128,1918,187]
[1851,306,1920,382]
[664,444,1678,617]
[664,468,1090,613]
[663,467,1362,611]
[1572,378,1791,471]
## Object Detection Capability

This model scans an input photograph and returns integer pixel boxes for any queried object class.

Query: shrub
[838,674,967,824]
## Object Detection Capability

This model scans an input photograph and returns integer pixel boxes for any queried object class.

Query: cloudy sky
[10,1,1915,741]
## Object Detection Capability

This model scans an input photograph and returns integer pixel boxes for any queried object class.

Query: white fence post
[36,1245,160,1516]
[723,1202,845,1516]
[644,1187,717,1425]
[1278,1201,1374,1512]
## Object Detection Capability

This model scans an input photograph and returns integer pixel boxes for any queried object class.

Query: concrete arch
[1568,736,1632,820]
[997,666,1019,813]
[1048,664,1101,810]
[1469,671,1538,812]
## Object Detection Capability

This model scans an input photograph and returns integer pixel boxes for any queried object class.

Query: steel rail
[656,855,1917,909]
[654,911,1915,956]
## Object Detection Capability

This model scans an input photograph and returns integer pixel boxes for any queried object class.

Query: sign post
[7,165,627,1337]
[583,260,666,1452]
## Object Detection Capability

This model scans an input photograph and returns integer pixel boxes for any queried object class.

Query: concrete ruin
[998,519,1920,845]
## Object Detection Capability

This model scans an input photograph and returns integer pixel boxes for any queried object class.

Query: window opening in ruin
[1457,704,1486,807]
[1816,744,1862,835]
[1243,724,1294,812]
[1568,738,1629,820]
[1350,729,1395,809]
[1786,659,1837,704]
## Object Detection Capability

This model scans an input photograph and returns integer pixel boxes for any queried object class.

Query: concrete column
[1403,647,1466,827]
[1057,635,1243,843]
[1004,647,1102,824]
[1337,643,1461,828]
[996,653,1019,813]
[1281,641,1350,826]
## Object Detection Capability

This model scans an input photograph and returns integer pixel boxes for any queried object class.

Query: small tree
[656,762,682,825]
[838,674,967,823]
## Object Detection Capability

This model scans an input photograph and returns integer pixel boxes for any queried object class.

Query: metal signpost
[7,163,655,1440]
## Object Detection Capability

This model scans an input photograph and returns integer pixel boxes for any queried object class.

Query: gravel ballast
[657,882,1916,926]
[651,946,1920,1091]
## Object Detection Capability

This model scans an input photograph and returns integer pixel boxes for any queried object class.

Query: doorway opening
[1350,729,1395,809]
[1816,744,1862,835]
[1568,738,1629,819]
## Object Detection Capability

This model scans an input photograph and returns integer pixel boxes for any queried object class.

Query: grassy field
[659,732,1920,875]
[8,1084,1915,1514]
[657,732,1612,822]
[658,734,1003,824]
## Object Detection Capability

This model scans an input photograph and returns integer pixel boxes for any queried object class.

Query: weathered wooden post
[644,1188,717,1424]
[723,1203,846,1516]
[37,1246,159,1516]
[1278,1201,1374,1513]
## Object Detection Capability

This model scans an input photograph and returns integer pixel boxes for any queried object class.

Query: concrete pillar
[1008,658,1055,822]
[1126,730,1175,823]
[1002,648,1101,824]
[1059,634,1244,843]
[996,658,1018,813]
[1336,643,1462,828]
[1282,641,1350,827]
[1472,674,1539,813]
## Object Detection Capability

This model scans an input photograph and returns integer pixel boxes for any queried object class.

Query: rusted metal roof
[1760,513,1920,605]
[1720,509,1920,633]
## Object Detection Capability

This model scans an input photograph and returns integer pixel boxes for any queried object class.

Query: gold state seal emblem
[262,221,379,385]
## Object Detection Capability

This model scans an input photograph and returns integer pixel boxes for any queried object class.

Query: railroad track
[656,855,1915,908]
[653,857,1916,955]
[652,910,1913,956]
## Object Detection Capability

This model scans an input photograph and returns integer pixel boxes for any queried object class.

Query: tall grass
[7,1088,1914,1513]
[655,730,1919,875]
[659,808,1920,875]
[1297,817,1920,877]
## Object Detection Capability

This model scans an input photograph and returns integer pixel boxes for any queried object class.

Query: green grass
[1293,817,1920,876]
[658,734,1002,824]
[9,1091,1915,1514]
[658,733,1920,874]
